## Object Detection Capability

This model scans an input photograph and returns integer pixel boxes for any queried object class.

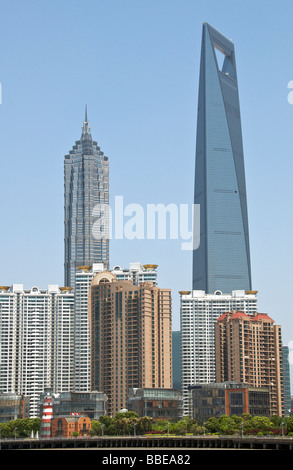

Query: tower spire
[81,105,91,140]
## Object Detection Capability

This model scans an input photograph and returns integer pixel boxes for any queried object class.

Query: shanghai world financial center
[192,23,252,295]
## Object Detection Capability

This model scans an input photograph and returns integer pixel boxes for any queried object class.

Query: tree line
[1,412,293,438]
[91,412,293,437]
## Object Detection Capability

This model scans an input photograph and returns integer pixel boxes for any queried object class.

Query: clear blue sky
[1,1,293,356]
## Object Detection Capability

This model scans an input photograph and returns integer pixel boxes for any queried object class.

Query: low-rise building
[127,388,182,421]
[52,391,107,420]
[0,392,30,422]
[39,390,107,420]
[189,382,270,422]
[51,415,91,438]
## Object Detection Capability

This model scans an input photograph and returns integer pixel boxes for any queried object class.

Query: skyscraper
[72,262,158,392]
[0,284,75,417]
[64,107,109,288]
[88,272,172,416]
[180,289,258,415]
[192,23,252,294]
[215,311,284,416]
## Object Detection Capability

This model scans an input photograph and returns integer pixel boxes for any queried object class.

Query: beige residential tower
[88,272,172,416]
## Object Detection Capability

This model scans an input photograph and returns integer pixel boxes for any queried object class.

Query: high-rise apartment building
[73,262,158,392]
[88,272,172,416]
[215,311,284,416]
[0,284,74,417]
[192,23,252,294]
[0,262,156,416]
[64,107,109,288]
[282,346,292,416]
[180,289,258,415]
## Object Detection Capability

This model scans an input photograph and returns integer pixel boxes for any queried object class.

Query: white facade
[0,285,74,418]
[54,288,75,393]
[112,262,158,286]
[73,265,101,392]
[180,289,258,415]
[0,263,158,415]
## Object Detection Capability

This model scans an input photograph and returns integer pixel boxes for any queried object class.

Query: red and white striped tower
[40,394,53,438]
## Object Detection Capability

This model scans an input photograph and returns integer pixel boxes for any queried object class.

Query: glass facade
[64,108,109,288]
[48,391,107,420]
[0,393,30,422]
[128,388,182,421]
[192,23,252,294]
[190,382,270,422]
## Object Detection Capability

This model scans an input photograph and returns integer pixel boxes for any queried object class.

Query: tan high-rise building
[88,272,172,416]
[215,311,284,416]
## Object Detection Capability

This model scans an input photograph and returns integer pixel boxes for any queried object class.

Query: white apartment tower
[180,289,258,415]
[0,284,74,417]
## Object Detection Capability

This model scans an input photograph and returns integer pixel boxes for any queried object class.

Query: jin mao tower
[64,107,109,288]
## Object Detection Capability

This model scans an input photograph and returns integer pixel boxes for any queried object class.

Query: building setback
[88,272,172,416]
[192,23,252,294]
[215,311,284,416]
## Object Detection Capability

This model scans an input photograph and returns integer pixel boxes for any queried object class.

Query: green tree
[231,414,242,426]
[112,411,139,435]
[251,416,273,433]
[205,417,218,434]
[192,425,204,435]
[271,415,283,427]
[153,419,170,433]
[173,419,188,435]
[217,415,238,435]
[91,420,102,436]
[172,416,198,435]
[99,415,113,428]
[136,416,152,434]
[287,416,293,433]
[0,418,41,438]
[114,411,138,422]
